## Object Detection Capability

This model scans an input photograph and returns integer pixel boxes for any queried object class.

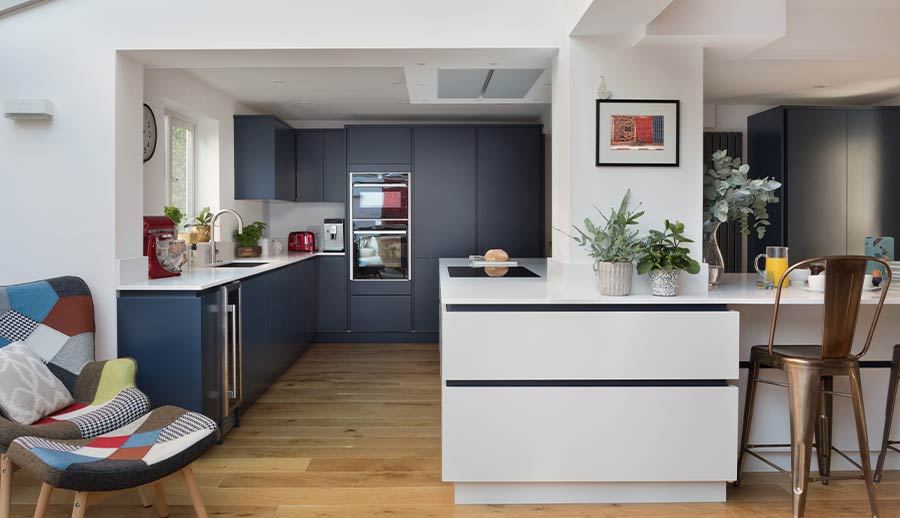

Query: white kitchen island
[439,258,900,505]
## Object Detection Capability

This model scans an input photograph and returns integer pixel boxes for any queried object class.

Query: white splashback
[267,201,345,244]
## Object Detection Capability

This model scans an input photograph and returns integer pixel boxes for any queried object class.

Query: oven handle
[353,230,407,235]
[352,183,408,188]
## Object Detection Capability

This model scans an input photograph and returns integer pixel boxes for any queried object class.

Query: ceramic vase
[595,261,633,296]
[704,221,725,288]
[649,269,680,297]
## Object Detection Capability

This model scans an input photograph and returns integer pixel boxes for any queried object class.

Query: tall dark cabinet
[296,129,347,202]
[748,106,900,262]
[234,115,296,201]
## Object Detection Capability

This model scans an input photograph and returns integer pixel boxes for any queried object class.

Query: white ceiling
[702,0,900,104]
[128,48,554,121]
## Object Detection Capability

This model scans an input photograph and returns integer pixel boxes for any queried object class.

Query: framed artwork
[595,99,680,167]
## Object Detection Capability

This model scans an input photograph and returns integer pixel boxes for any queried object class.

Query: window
[166,113,196,219]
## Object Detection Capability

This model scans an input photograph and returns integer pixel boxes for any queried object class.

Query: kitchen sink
[213,262,268,268]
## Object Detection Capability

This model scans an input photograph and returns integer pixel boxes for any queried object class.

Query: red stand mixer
[143,216,188,279]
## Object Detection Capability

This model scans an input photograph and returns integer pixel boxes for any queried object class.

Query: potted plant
[185,206,213,243]
[233,221,267,258]
[569,190,644,296]
[163,206,184,229]
[637,220,701,297]
[703,150,781,286]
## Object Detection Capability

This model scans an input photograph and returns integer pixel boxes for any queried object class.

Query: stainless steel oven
[350,172,410,280]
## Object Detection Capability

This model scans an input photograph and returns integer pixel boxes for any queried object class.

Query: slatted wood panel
[704,131,744,272]
[8,342,900,517]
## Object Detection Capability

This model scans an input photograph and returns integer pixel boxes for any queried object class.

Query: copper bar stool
[735,256,892,518]
[875,344,900,482]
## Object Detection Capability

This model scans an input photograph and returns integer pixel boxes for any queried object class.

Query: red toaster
[288,231,316,252]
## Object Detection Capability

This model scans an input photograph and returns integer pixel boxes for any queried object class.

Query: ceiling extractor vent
[437,68,544,99]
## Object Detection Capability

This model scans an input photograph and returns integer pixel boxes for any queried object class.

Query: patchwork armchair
[0,277,151,517]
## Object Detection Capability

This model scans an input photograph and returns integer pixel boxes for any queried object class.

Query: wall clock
[143,103,157,163]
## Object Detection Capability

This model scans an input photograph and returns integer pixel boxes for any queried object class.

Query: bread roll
[484,249,510,263]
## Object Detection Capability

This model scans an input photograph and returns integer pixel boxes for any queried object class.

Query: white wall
[562,36,707,292]
[142,68,261,241]
[267,202,345,245]
[0,0,561,357]
[705,104,773,160]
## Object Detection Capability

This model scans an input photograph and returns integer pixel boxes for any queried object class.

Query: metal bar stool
[735,256,892,518]
[875,343,900,482]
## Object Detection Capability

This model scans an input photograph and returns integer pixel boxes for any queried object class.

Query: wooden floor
[8,342,900,517]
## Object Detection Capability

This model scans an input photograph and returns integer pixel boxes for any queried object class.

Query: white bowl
[807,274,826,291]
[789,269,810,286]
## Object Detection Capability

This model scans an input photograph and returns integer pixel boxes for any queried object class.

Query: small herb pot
[595,261,633,296]
[649,269,680,297]
[236,246,262,258]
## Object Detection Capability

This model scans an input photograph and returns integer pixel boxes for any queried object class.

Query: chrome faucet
[209,209,244,264]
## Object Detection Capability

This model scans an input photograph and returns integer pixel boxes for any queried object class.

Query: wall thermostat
[3,99,54,120]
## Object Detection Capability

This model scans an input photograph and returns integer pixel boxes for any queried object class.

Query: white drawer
[441,310,739,380]
[442,385,738,482]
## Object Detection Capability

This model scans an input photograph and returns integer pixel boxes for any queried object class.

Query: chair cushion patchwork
[0,277,95,394]
[0,342,74,424]
[9,406,218,492]
[0,386,150,448]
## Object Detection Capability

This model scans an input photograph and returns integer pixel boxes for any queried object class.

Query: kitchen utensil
[788,268,810,286]
[754,246,789,288]
[322,218,345,252]
[807,273,826,291]
[144,215,183,279]
[288,231,316,252]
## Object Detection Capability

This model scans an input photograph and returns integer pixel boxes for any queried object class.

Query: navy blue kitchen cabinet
[239,275,269,408]
[350,295,411,333]
[296,129,347,203]
[296,130,324,202]
[413,257,440,332]
[347,125,411,165]
[324,130,347,202]
[234,115,296,201]
[413,127,478,258]
[318,255,348,332]
[476,126,544,257]
[118,290,225,429]
[117,259,319,435]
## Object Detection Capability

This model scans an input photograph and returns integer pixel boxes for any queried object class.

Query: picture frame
[595,99,680,167]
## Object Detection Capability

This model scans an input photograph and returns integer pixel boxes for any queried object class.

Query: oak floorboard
[9,342,900,517]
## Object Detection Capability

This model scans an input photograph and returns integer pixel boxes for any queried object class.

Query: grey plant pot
[649,269,680,297]
[595,261,633,296]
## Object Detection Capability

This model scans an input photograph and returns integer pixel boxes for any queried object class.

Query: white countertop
[118,252,345,292]
[439,258,900,306]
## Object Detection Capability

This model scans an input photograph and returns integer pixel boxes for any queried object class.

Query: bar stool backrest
[769,256,892,360]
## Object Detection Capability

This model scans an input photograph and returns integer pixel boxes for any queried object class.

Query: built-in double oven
[350,172,410,281]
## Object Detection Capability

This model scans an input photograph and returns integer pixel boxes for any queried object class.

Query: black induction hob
[447,266,540,278]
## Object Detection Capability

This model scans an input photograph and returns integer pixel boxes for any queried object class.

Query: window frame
[164,111,198,222]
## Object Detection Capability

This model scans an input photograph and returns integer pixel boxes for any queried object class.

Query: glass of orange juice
[754,246,789,288]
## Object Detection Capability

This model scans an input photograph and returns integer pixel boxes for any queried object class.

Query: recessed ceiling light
[489,62,500,66]
[417,62,427,66]
[418,83,428,86]
[272,80,285,84]
[296,101,310,104]
[813,84,829,89]
[420,99,429,102]
[391,80,402,85]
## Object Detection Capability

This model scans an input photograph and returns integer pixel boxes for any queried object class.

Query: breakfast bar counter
[438,258,900,505]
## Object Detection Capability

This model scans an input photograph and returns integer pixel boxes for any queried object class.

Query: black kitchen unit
[296,129,347,202]
[234,115,297,201]
[117,258,319,436]
[232,121,545,342]
[747,106,900,262]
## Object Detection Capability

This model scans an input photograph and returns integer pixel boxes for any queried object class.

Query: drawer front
[443,386,738,482]
[441,311,739,380]
[350,295,411,332]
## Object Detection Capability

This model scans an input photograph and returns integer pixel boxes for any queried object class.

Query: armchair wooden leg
[153,482,169,518]
[137,485,153,507]
[0,454,11,518]
[33,483,53,518]
[72,491,89,518]
[182,467,208,518]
